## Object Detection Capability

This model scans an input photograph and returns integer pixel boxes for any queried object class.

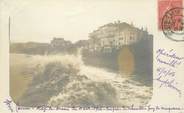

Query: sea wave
[16,51,152,107]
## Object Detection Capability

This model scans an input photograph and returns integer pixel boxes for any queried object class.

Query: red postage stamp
[159,0,184,41]
[158,0,183,30]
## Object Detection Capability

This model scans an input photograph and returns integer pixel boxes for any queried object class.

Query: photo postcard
[0,0,184,113]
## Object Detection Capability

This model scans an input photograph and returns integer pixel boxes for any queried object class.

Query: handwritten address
[155,48,184,97]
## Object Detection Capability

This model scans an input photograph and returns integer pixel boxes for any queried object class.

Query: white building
[88,21,147,51]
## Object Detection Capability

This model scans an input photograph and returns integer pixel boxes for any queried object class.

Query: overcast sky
[1,0,156,43]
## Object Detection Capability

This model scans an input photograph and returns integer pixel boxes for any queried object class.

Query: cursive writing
[3,99,14,112]
[3,99,184,113]
[157,67,175,77]
[155,48,184,97]
[157,49,184,60]
[155,75,181,97]
[156,49,184,67]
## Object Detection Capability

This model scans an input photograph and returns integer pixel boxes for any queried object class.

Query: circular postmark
[162,7,184,41]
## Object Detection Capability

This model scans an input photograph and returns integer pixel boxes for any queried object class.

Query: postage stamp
[158,0,184,41]
[158,0,183,30]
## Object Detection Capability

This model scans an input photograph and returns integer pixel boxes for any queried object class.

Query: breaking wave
[17,50,152,107]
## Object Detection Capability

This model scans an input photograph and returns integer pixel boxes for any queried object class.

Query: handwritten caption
[3,99,184,112]
[155,48,184,97]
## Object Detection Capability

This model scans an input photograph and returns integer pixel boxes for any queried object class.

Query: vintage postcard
[0,0,184,113]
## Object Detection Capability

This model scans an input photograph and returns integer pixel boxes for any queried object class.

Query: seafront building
[87,21,151,52]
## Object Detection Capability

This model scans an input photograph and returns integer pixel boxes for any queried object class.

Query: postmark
[158,0,183,30]
[161,7,184,41]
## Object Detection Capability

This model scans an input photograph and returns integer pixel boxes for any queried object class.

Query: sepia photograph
[9,0,153,107]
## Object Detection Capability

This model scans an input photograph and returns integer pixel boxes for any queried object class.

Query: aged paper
[0,0,184,113]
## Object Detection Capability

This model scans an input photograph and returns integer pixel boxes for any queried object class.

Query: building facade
[51,37,72,48]
[87,21,149,52]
